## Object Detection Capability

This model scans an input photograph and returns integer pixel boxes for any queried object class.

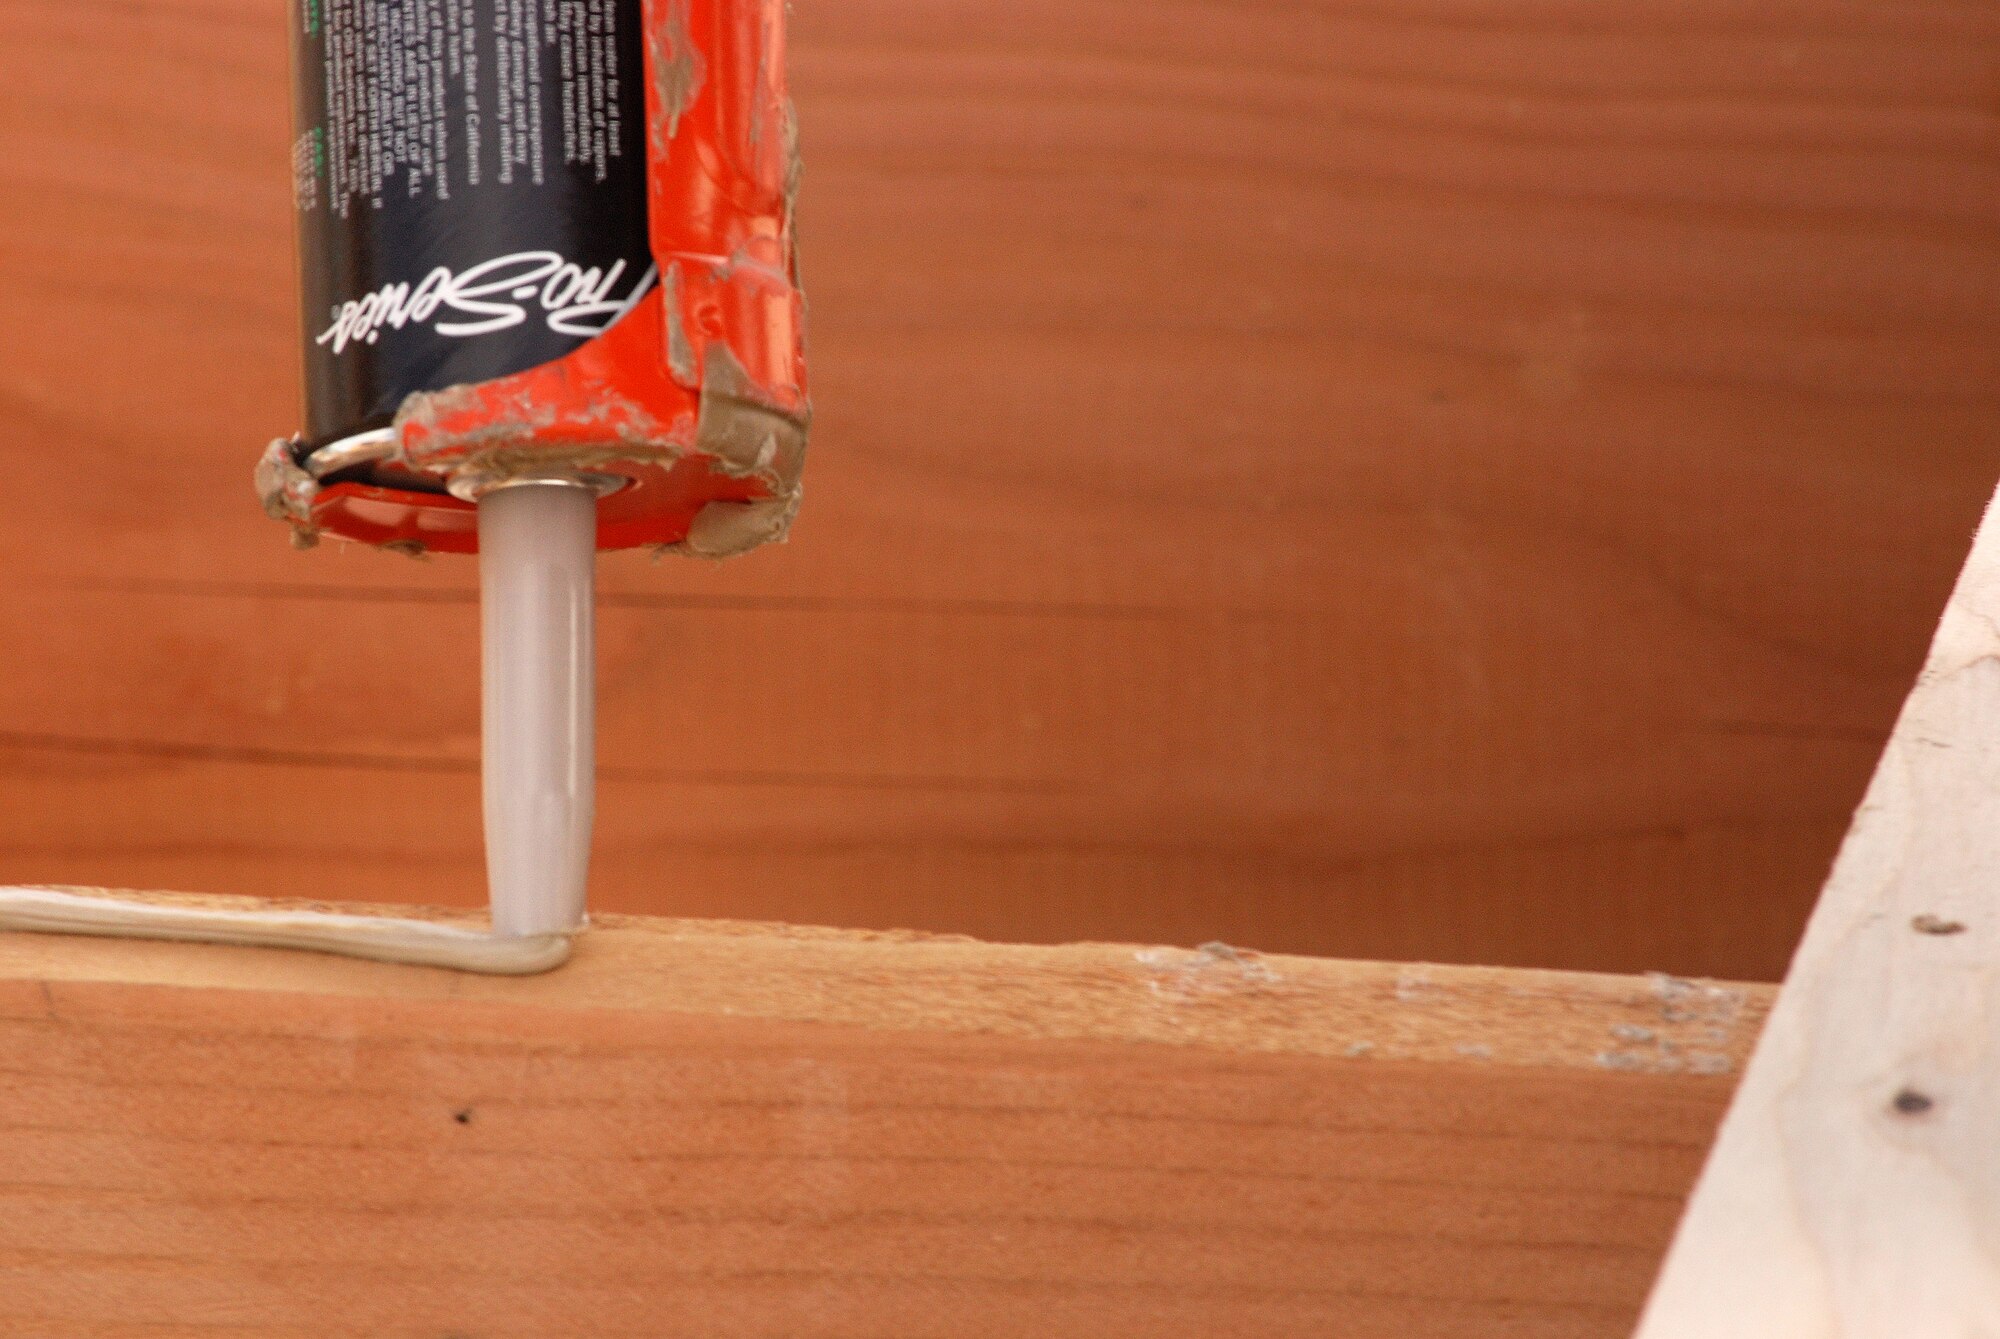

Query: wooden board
[1,0,1997,978]
[0,894,1770,1336]
[1638,487,2000,1328]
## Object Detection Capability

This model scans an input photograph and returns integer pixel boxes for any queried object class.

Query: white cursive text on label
[316,252,656,355]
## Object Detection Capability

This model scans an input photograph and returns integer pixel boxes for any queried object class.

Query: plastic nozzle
[479,480,598,937]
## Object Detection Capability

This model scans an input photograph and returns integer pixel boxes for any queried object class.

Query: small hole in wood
[1912,914,1967,935]
[1891,1088,1934,1116]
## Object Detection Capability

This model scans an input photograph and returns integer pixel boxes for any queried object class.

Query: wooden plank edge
[1639,481,2000,1333]
[0,886,1770,1074]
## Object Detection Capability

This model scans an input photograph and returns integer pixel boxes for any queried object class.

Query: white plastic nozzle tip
[479,481,598,938]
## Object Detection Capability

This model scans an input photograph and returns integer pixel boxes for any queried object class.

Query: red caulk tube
[260,0,808,555]
[257,0,807,939]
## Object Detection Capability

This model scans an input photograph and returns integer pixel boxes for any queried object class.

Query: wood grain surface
[1,0,1996,978]
[0,897,1772,1337]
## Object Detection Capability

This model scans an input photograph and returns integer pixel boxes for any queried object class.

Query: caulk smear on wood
[0,886,570,975]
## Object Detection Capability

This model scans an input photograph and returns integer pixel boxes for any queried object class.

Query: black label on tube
[289,0,652,449]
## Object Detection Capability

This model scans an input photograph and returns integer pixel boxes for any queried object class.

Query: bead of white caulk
[479,480,598,938]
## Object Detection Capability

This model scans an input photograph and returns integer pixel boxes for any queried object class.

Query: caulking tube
[0,0,808,970]
[262,0,811,952]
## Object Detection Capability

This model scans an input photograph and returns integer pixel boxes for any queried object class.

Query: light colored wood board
[1639,484,2000,1331]
[0,898,1767,1337]
[2,0,1997,980]
[0,891,1775,1069]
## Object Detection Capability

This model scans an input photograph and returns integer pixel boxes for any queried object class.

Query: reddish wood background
[0,0,1995,979]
